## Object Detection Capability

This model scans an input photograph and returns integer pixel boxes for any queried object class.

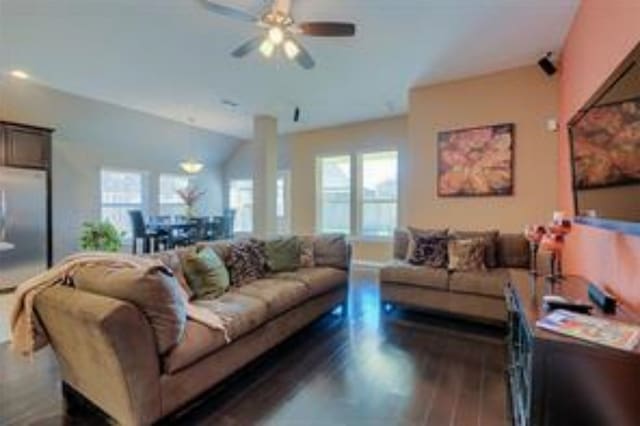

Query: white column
[252,115,278,237]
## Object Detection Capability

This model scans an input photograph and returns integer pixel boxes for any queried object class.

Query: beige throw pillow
[448,238,486,272]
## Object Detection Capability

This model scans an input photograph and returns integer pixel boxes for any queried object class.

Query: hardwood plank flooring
[0,267,509,425]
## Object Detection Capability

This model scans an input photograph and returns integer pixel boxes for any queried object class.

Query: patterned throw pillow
[299,236,315,268]
[451,230,499,268]
[408,235,448,268]
[448,238,486,272]
[406,227,448,261]
[226,239,267,287]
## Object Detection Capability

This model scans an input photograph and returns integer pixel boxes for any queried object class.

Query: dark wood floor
[0,268,509,426]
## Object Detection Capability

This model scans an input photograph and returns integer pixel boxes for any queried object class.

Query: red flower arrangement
[524,214,572,280]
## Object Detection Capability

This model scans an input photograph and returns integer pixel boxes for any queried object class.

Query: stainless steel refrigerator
[0,166,48,290]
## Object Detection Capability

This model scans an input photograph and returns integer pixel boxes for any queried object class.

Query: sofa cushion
[449,268,510,298]
[313,234,349,270]
[191,292,268,339]
[273,267,348,297]
[451,230,499,268]
[379,261,449,290]
[448,238,486,272]
[233,279,310,319]
[181,247,230,299]
[164,292,269,373]
[265,236,301,272]
[73,264,187,355]
[498,233,529,268]
[226,239,268,287]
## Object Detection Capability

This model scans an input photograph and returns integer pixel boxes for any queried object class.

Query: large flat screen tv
[569,42,640,236]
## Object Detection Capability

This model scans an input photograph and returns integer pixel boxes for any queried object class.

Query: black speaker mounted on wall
[538,52,557,76]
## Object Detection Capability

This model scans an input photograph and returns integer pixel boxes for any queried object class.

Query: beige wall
[0,79,242,260]
[406,65,559,232]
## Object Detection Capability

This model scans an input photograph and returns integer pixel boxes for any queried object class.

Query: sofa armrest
[35,286,161,426]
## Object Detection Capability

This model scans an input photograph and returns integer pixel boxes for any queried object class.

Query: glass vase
[529,242,539,275]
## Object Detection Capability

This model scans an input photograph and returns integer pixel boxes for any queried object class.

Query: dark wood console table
[506,270,640,426]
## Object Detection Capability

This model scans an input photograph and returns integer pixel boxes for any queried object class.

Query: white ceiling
[0,0,579,139]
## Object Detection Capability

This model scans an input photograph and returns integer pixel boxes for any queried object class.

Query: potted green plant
[80,221,124,252]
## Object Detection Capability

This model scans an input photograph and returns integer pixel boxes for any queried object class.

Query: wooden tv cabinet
[506,270,640,426]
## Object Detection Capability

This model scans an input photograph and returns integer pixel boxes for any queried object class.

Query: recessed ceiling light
[10,70,30,79]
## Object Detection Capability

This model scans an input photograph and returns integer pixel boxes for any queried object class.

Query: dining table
[146,216,225,248]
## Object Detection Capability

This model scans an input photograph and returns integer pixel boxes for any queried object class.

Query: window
[100,169,144,240]
[159,174,192,216]
[359,151,398,237]
[229,179,253,233]
[317,155,351,234]
[277,171,291,234]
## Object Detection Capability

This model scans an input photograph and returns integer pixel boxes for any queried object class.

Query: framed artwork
[570,96,640,190]
[437,123,514,197]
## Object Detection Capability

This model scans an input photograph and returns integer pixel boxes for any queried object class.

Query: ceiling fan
[200,0,356,69]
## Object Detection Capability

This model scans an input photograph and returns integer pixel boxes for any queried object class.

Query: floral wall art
[437,123,514,197]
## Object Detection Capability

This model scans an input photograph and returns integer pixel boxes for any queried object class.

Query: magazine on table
[536,309,640,352]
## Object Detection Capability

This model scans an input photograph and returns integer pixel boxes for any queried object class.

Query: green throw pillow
[265,237,301,272]
[181,247,230,299]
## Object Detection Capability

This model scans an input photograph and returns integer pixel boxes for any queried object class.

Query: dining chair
[128,210,167,254]
[207,216,225,240]
[222,208,235,239]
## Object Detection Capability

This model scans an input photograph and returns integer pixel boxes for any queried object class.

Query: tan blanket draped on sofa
[10,252,229,356]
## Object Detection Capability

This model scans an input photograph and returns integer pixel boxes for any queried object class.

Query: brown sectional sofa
[380,229,539,325]
[34,238,349,425]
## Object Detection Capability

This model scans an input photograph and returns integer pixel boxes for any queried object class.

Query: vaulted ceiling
[0,0,579,138]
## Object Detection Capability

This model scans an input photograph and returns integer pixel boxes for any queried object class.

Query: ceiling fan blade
[297,22,356,37]
[293,41,315,70]
[200,0,258,23]
[231,37,263,58]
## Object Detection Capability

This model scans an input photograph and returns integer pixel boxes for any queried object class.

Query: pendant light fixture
[180,117,204,174]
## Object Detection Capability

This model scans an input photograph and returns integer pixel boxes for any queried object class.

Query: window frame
[316,154,353,235]
[315,150,399,240]
[228,178,254,233]
[99,167,148,242]
[277,170,291,235]
[158,173,193,217]
[356,150,399,239]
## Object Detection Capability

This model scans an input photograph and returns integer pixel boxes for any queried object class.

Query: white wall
[0,78,243,260]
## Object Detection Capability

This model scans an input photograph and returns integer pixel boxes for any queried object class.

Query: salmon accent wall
[559,0,640,311]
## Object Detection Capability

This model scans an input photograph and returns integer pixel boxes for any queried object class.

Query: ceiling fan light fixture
[259,39,275,57]
[284,39,300,59]
[268,26,284,45]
